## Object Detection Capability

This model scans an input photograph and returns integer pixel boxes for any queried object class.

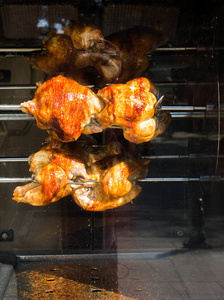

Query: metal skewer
[0,177,99,184]
[1,46,224,53]
[0,104,222,112]
[0,112,215,121]
[1,153,224,163]
[1,176,223,184]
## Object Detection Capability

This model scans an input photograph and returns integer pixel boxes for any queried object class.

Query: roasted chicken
[73,154,149,211]
[21,75,105,142]
[21,75,170,143]
[105,25,168,83]
[29,21,168,85]
[29,20,121,84]
[13,146,87,206]
[96,77,158,143]
[29,34,76,76]
[13,137,149,210]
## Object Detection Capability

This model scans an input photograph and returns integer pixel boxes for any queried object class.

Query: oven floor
[2,249,224,300]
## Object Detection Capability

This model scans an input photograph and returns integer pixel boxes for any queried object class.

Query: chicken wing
[21,75,105,142]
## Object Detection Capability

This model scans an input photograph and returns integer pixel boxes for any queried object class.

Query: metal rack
[0,45,222,186]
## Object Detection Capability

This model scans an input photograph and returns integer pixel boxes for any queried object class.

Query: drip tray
[2,250,223,299]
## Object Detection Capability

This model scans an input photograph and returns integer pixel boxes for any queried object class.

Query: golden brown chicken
[96,77,158,143]
[73,154,149,211]
[13,146,88,206]
[107,25,168,83]
[13,137,148,210]
[20,75,105,142]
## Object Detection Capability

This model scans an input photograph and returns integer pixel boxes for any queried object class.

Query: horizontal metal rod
[0,177,32,183]
[0,84,94,90]
[0,81,223,90]
[0,158,28,162]
[156,82,224,87]
[0,114,34,121]
[1,153,223,163]
[0,178,99,184]
[0,105,21,110]
[143,154,224,159]
[0,85,36,90]
[0,104,220,112]
[0,111,221,121]
[138,176,224,182]
[1,46,224,53]
[171,111,221,118]
[155,46,224,52]
[0,176,223,184]
[161,105,223,111]
[0,48,43,52]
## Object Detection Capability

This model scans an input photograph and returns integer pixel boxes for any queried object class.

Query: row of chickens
[29,20,168,86]
[12,21,171,211]
[21,75,171,144]
[13,136,149,211]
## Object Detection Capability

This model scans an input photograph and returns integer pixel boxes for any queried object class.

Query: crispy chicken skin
[13,147,88,206]
[96,77,158,143]
[72,155,149,211]
[21,75,105,142]
[13,138,149,210]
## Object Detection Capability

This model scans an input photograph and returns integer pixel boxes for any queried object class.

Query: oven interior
[0,1,224,299]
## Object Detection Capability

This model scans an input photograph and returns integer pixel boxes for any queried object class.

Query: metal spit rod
[0,104,220,111]
[1,153,224,163]
[0,48,43,52]
[0,112,220,121]
[0,105,222,120]
[0,176,223,184]
[1,46,224,53]
[0,81,223,90]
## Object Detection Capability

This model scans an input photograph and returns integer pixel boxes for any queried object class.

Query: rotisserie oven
[0,1,224,299]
